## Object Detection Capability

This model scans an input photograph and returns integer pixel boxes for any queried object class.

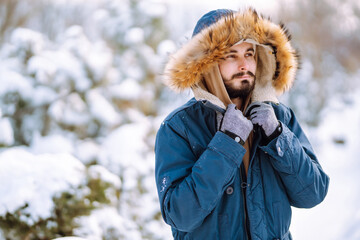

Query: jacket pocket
[186,214,229,240]
[272,201,291,239]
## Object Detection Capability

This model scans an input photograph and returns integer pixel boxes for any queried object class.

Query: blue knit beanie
[192,9,235,37]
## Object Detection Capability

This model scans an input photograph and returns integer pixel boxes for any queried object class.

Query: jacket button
[226,186,234,195]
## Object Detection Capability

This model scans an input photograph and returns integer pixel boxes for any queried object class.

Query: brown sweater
[199,65,253,175]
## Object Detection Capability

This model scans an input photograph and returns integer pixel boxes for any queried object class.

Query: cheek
[219,62,235,79]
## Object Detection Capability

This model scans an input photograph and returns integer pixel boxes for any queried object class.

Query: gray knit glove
[246,102,279,137]
[220,104,253,144]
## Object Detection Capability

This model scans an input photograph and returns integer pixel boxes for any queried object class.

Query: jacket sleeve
[155,115,246,232]
[259,107,330,208]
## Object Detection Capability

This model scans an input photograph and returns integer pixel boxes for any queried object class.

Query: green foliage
[0,176,118,240]
[0,204,32,239]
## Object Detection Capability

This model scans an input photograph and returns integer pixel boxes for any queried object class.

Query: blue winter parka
[155,98,329,240]
[156,8,330,240]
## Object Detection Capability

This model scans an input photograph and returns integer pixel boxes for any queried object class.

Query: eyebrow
[229,47,255,53]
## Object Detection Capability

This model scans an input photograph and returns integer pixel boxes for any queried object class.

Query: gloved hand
[220,104,253,144]
[245,102,280,137]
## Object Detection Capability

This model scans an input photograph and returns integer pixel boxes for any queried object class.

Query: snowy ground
[290,90,360,239]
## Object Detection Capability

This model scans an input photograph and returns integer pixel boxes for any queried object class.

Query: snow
[84,42,113,83]
[0,148,85,225]
[290,89,360,240]
[30,133,75,154]
[0,117,14,146]
[9,28,45,58]
[92,8,109,23]
[27,55,57,85]
[88,165,122,205]
[124,27,145,45]
[75,140,101,165]
[51,51,91,92]
[109,78,142,100]
[157,39,177,57]
[61,26,114,83]
[86,89,121,126]
[0,66,33,101]
[31,85,58,107]
[98,121,150,175]
[120,49,145,80]
[48,93,91,126]
[29,49,91,92]
[74,207,142,240]
[88,165,121,189]
[53,238,87,240]
[138,1,167,18]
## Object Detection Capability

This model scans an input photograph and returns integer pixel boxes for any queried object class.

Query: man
[155,8,329,240]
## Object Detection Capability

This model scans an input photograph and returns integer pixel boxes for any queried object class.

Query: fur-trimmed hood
[163,8,299,105]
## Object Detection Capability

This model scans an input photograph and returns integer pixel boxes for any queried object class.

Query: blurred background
[0,0,359,239]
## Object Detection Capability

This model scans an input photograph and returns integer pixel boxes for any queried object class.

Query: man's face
[218,42,257,99]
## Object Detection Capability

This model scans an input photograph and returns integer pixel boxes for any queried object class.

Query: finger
[245,102,261,116]
[262,103,274,111]
[227,103,237,110]
[253,105,272,114]
[258,102,271,107]
[250,112,258,120]
[247,102,273,116]
[251,116,260,125]
[236,109,247,119]
[249,110,257,117]
[250,110,266,120]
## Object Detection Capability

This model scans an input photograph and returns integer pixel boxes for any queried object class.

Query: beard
[223,71,256,99]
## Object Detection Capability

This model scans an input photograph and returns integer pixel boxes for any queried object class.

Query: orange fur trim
[163,8,298,95]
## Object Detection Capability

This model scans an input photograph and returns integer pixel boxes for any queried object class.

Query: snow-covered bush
[0,0,173,239]
[0,149,121,239]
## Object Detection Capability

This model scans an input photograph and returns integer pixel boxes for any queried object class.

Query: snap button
[226,186,234,195]
[241,182,249,188]
[235,136,240,143]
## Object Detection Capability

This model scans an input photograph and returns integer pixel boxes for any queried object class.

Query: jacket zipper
[240,164,251,240]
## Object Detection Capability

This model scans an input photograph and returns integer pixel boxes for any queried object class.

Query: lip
[233,75,250,80]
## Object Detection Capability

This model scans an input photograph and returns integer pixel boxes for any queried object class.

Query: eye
[225,54,237,59]
[245,52,254,57]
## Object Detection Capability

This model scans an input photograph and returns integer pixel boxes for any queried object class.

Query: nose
[237,57,248,71]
